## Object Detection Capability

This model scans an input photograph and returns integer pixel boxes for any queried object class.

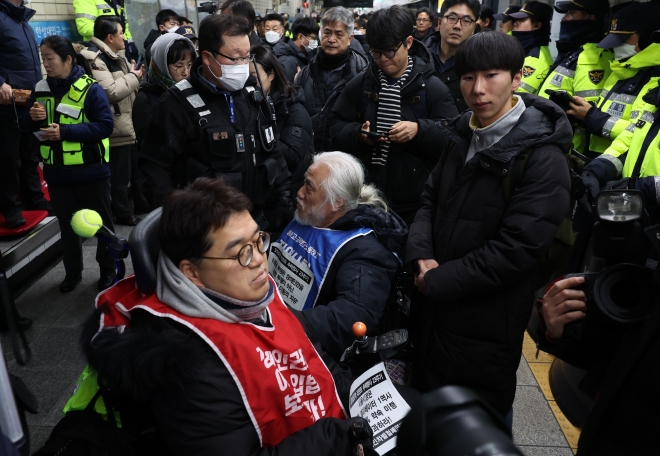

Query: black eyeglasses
[370,42,403,60]
[199,232,270,267]
[443,14,475,27]
[211,51,253,65]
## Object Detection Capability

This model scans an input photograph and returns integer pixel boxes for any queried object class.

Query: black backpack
[32,390,136,456]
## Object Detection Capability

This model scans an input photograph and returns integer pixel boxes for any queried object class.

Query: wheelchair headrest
[128,207,162,295]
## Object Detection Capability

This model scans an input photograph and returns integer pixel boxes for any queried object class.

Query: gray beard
[294,200,326,227]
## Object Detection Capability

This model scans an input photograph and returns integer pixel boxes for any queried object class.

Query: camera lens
[594,264,657,323]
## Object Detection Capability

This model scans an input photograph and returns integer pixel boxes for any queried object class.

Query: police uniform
[138,58,292,231]
[539,0,613,153]
[581,3,660,157]
[72,0,138,61]
[510,2,554,95]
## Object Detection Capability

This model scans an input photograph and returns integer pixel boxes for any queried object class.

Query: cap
[554,0,609,16]
[174,26,197,41]
[597,2,646,49]
[509,1,554,23]
[493,4,521,21]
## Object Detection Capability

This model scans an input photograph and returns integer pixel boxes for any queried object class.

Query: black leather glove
[581,169,601,202]
[347,418,378,456]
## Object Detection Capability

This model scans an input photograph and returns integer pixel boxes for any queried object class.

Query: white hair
[321,6,355,36]
[312,152,388,213]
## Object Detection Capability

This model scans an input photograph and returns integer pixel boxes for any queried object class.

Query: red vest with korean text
[96,276,347,447]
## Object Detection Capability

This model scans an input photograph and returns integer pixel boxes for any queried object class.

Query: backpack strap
[502,151,531,203]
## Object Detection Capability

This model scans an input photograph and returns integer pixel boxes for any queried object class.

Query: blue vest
[269,220,373,310]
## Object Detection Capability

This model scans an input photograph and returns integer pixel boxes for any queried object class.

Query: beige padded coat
[80,37,139,147]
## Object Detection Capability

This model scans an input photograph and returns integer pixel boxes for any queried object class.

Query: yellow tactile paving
[523,331,581,452]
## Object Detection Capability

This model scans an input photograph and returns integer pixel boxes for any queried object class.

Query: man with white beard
[269,152,407,356]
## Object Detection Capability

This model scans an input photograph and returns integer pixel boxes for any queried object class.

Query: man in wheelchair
[73,178,374,455]
[270,152,407,356]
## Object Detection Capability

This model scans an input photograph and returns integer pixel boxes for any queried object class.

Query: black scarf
[318,48,351,70]
[512,30,550,53]
[556,20,603,54]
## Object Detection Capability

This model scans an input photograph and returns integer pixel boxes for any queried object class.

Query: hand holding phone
[545,89,577,112]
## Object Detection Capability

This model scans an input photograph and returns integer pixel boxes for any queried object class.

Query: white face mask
[613,43,637,61]
[208,54,250,92]
[265,31,281,44]
[303,36,318,52]
[353,30,363,35]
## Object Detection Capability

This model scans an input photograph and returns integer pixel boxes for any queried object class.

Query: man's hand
[414,258,439,296]
[130,61,144,79]
[358,121,375,145]
[542,277,587,339]
[389,121,418,143]
[40,123,61,141]
[30,102,47,121]
[0,83,13,105]
[566,96,592,121]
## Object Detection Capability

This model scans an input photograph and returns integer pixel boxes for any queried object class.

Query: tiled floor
[3,225,577,454]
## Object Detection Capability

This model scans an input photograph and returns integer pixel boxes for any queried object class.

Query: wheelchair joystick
[352,322,368,349]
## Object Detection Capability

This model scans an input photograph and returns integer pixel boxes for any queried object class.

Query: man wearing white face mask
[139,14,293,232]
[263,13,285,49]
[274,17,320,82]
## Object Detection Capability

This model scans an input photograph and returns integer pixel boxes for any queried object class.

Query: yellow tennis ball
[71,210,103,238]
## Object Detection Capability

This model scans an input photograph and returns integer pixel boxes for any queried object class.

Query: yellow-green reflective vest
[34,74,110,167]
[540,43,614,153]
[517,46,553,95]
[602,87,660,178]
[588,43,660,154]
[63,365,122,426]
[73,0,132,42]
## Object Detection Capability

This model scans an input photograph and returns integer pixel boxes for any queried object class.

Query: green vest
[539,43,614,153]
[588,43,660,154]
[74,0,132,42]
[34,74,110,167]
[602,89,660,178]
[517,46,553,95]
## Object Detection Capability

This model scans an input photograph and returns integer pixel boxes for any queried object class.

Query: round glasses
[168,64,192,75]
[199,232,270,267]
[370,42,403,60]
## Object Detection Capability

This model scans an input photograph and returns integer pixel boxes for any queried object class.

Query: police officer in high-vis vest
[73,0,138,61]
[493,4,521,35]
[509,1,553,95]
[24,36,115,294]
[566,2,660,159]
[139,14,292,231]
[269,152,406,355]
[580,30,660,215]
[539,0,613,154]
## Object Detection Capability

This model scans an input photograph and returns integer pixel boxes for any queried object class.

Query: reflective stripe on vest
[269,219,374,310]
[96,276,347,447]
[35,75,110,166]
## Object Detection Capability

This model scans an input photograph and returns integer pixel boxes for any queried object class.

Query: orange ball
[352,321,367,338]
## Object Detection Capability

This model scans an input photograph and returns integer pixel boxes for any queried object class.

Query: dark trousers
[49,179,116,276]
[109,144,133,219]
[0,115,46,216]
[130,143,150,213]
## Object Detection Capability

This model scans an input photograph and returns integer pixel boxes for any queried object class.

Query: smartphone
[361,130,389,140]
[545,89,577,112]
[135,54,144,71]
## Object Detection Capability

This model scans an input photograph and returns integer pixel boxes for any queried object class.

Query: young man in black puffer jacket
[406,32,571,424]
[330,5,458,226]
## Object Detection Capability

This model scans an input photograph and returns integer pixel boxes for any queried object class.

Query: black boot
[59,274,82,293]
[4,211,26,229]
[98,267,117,291]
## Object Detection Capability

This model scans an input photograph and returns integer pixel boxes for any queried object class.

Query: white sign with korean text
[349,362,411,455]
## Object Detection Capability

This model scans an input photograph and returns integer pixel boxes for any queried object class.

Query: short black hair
[160,178,252,267]
[166,39,197,66]
[480,6,495,28]
[178,16,193,25]
[440,0,481,20]
[416,8,435,23]
[198,14,251,54]
[291,17,320,38]
[264,13,284,26]
[156,9,179,27]
[93,16,122,41]
[219,0,256,30]
[454,31,524,78]
[366,5,414,50]
[355,18,367,30]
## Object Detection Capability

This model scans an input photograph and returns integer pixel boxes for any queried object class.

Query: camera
[563,190,659,340]
[197,1,218,13]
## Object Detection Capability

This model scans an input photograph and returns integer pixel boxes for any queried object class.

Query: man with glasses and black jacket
[139,14,292,232]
